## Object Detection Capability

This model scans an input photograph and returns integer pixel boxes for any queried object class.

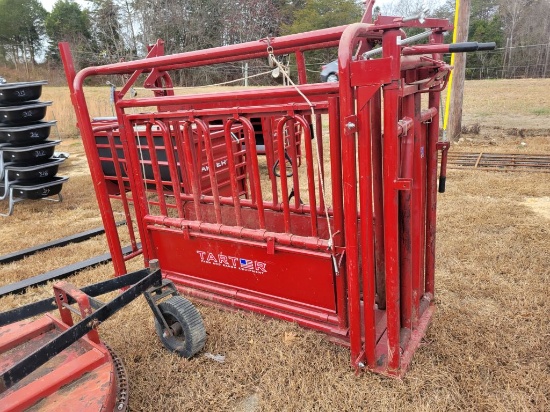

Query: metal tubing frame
[60,15,454,377]
[0,267,162,392]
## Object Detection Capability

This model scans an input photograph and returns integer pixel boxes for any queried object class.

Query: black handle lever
[477,42,497,51]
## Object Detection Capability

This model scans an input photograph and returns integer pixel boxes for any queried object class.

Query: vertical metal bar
[382,28,404,373]
[371,89,386,309]
[357,87,377,368]
[61,42,128,276]
[328,97,347,330]
[425,95,440,297]
[295,51,308,84]
[223,119,244,227]
[144,122,168,216]
[239,116,266,229]
[172,120,190,215]
[157,121,184,217]
[295,115,318,236]
[245,124,258,206]
[315,113,326,213]
[262,117,279,206]
[118,113,154,266]
[411,93,425,327]
[399,98,414,333]
[338,45,362,367]
[196,119,222,224]
[106,130,138,251]
[276,117,291,232]
[181,122,202,221]
[286,117,301,209]
[425,33,444,298]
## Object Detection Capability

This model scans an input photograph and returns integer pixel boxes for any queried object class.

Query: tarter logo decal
[196,251,267,274]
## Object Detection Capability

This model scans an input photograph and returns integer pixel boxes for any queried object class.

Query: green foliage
[466,1,505,79]
[282,0,362,34]
[469,15,503,46]
[45,0,92,61]
[281,0,362,83]
[87,0,122,58]
[46,1,91,41]
[0,0,47,64]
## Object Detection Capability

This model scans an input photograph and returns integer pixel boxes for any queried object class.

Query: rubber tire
[154,296,206,358]
[327,73,338,82]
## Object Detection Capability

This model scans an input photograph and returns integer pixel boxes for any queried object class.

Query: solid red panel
[150,229,337,311]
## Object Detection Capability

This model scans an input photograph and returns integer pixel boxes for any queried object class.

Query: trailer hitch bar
[0,261,176,393]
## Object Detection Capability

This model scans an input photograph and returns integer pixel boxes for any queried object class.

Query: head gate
[60,6,495,377]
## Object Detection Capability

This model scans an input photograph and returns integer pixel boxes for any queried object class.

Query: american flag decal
[240,258,254,270]
[196,250,267,274]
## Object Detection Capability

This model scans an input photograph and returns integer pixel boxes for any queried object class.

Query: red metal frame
[60,12,454,377]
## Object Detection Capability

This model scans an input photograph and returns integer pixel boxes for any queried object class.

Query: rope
[266,47,335,252]
[133,70,274,92]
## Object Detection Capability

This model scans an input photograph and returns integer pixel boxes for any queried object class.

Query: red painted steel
[0,316,118,411]
[61,9,455,378]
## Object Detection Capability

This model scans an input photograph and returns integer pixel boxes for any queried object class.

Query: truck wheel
[154,296,206,358]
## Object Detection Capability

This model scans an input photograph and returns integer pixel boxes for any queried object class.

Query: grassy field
[1,79,549,411]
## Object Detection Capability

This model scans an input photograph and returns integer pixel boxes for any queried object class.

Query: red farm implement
[58,8,495,377]
[0,3,497,409]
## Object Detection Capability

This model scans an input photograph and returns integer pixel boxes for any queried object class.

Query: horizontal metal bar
[362,30,432,59]
[0,244,137,297]
[145,217,330,250]
[0,221,125,265]
[0,267,152,327]
[0,268,162,392]
[118,89,333,111]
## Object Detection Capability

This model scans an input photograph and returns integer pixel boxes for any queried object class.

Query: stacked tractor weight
[0,80,68,216]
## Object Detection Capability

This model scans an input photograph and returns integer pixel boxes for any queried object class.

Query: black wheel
[327,73,338,82]
[154,296,206,358]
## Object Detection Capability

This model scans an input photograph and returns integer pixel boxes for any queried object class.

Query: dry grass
[1,79,549,411]
[458,78,550,136]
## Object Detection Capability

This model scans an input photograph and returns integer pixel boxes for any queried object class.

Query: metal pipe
[411,97,427,327]
[181,122,203,221]
[157,120,184,217]
[424,33,445,298]
[196,118,222,224]
[328,96,347,330]
[338,23,374,368]
[382,28,405,373]
[399,104,415,334]
[59,42,129,277]
[371,89,386,310]
[294,115,318,237]
[223,119,244,227]
[358,86,377,368]
[240,116,266,229]
[362,30,432,59]
[144,217,330,251]
[276,117,292,233]
[144,122,168,216]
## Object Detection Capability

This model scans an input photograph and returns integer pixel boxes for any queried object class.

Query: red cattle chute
[60,13,460,378]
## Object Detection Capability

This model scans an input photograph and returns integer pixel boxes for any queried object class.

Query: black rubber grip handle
[449,42,480,53]
[477,42,497,51]
[438,176,446,193]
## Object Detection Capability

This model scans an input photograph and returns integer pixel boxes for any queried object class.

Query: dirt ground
[1,79,549,411]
